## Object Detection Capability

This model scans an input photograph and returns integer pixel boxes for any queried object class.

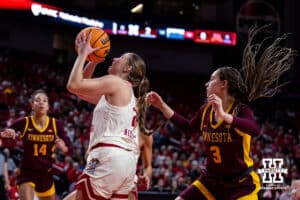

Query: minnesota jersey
[170,101,260,177]
[9,116,70,171]
[88,92,139,153]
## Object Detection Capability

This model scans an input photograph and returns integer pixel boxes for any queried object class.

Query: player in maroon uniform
[0,89,72,200]
[147,26,296,200]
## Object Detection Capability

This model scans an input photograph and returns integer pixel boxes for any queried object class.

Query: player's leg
[18,182,35,200]
[177,180,216,200]
[63,190,84,200]
[74,190,84,200]
[227,171,260,200]
[62,190,78,200]
[35,172,56,200]
[76,173,109,199]
[176,170,218,200]
[36,182,56,200]
[39,194,56,200]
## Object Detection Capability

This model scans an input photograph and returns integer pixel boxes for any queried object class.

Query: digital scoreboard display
[1,0,237,46]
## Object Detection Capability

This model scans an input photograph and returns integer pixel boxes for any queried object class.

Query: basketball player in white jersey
[64,31,151,200]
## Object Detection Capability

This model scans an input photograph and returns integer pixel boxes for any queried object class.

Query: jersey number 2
[210,146,222,163]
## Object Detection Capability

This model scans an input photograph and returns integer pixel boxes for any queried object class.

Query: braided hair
[125,53,151,135]
[218,26,296,103]
[240,25,296,102]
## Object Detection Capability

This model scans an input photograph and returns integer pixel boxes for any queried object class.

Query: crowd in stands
[0,48,299,200]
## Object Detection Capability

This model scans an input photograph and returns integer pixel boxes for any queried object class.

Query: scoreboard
[1,0,237,46]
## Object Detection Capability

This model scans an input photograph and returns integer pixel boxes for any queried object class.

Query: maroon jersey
[9,116,72,172]
[171,101,260,177]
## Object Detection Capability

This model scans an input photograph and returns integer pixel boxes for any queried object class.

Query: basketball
[75,27,111,62]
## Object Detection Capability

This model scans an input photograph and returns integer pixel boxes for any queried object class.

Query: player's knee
[175,196,185,200]
[128,191,138,200]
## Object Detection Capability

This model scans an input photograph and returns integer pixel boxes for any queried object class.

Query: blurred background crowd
[1,0,300,199]
[0,47,299,199]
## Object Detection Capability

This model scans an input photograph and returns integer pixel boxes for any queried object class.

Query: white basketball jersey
[88,92,139,153]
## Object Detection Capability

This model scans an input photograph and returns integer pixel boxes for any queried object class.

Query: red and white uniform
[88,93,139,152]
[77,92,139,200]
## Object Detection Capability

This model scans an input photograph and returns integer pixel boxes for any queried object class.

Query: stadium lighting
[131,3,143,14]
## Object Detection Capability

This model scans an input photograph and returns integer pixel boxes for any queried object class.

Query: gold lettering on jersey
[27,134,55,142]
[202,131,232,143]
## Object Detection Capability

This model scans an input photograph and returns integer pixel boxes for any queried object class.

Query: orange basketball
[75,27,111,62]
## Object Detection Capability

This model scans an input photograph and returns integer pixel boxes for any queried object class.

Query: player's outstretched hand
[0,128,17,139]
[138,174,151,190]
[146,91,164,109]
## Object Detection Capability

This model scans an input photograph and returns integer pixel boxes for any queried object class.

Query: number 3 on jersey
[210,145,222,163]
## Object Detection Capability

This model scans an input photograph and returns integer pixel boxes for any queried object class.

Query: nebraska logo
[86,158,100,175]
[258,158,288,183]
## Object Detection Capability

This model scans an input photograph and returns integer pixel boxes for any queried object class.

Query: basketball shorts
[76,146,136,199]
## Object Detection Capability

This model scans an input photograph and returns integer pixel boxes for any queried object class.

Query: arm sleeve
[232,105,260,137]
[56,120,73,155]
[169,105,204,134]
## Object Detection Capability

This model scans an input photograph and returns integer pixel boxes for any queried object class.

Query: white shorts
[80,146,137,199]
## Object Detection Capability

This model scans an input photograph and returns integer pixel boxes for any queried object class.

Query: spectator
[0,139,10,200]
